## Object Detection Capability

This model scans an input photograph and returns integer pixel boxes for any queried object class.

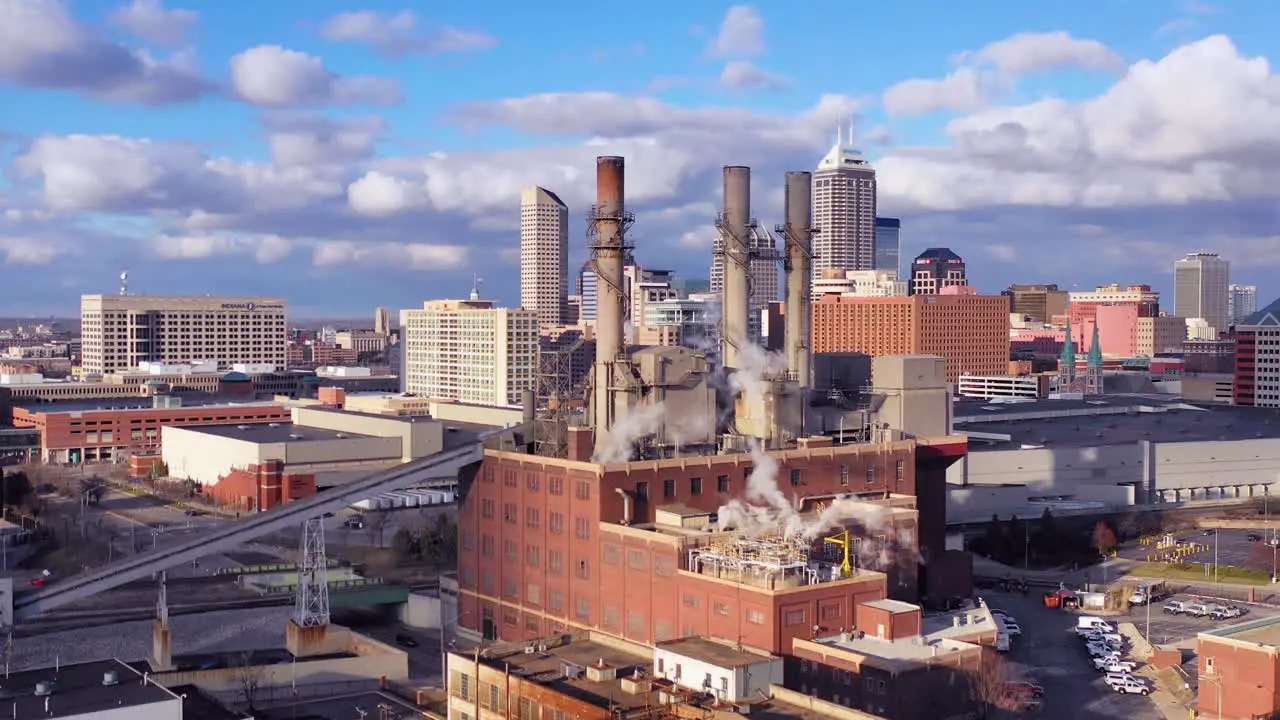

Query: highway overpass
[9,432,490,622]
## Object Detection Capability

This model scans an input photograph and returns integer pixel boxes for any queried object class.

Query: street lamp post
[1214,528,1220,584]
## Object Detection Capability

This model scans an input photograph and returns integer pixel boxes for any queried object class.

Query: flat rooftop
[922,605,999,642]
[954,396,1280,449]
[484,639,652,711]
[13,397,283,414]
[815,632,977,668]
[1201,615,1280,646]
[863,598,919,614]
[3,659,179,718]
[177,422,377,444]
[656,637,776,668]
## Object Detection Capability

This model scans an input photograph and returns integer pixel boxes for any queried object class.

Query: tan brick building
[812,288,1010,383]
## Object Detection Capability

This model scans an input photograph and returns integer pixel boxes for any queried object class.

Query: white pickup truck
[1095,658,1138,673]
[1211,604,1244,620]
[1184,602,1211,617]
[1103,672,1137,690]
[1113,679,1152,696]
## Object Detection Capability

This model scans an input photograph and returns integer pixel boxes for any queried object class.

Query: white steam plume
[592,402,667,464]
[727,343,789,411]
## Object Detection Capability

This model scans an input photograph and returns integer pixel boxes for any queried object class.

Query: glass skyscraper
[874,217,901,275]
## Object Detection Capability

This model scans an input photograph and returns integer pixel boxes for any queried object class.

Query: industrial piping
[719,166,752,371]
[782,171,814,386]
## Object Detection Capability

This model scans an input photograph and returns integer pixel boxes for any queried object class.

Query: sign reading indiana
[220,303,284,310]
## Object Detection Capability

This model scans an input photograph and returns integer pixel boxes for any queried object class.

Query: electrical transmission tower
[296,518,330,628]
[535,334,585,458]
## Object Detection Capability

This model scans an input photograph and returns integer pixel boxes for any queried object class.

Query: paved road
[981,590,1163,720]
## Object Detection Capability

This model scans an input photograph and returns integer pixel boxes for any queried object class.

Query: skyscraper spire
[1088,323,1103,367]
[1059,318,1077,369]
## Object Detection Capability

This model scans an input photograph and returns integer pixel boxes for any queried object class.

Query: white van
[1076,617,1114,635]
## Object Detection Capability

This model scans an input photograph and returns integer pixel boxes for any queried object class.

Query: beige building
[80,294,287,375]
[813,269,907,297]
[1136,316,1188,356]
[400,297,537,407]
[520,186,569,328]
[334,329,388,354]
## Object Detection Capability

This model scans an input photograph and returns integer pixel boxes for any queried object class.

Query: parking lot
[1128,528,1280,576]
[980,591,1163,720]
[1121,591,1276,645]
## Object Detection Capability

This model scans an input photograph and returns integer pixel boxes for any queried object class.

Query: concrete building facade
[1229,284,1258,326]
[1174,252,1230,334]
[1004,284,1069,324]
[813,270,907,298]
[400,297,538,407]
[812,290,1011,384]
[80,295,287,375]
[1069,284,1160,323]
[1234,297,1280,408]
[520,186,570,328]
[812,134,877,288]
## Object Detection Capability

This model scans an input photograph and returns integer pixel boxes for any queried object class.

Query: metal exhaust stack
[718,166,752,371]
[782,171,814,386]
[588,156,634,451]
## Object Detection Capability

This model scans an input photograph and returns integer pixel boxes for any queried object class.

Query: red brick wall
[210,460,316,511]
[1198,637,1280,719]
[15,404,288,455]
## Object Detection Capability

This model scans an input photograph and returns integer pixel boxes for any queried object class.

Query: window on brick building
[526,474,539,493]
[480,535,494,557]
[575,597,590,622]
[714,602,730,617]
[526,584,541,604]
[636,481,648,499]
[663,479,675,498]
[549,477,564,495]
[690,477,702,496]
[576,558,590,579]
[549,512,564,534]
[746,610,764,625]
[717,475,730,493]
[525,507,540,529]
[503,540,517,560]
[575,480,591,500]
[481,570,494,595]
[480,499,494,519]
[549,590,564,612]
[784,609,806,626]
[627,612,645,636]
[654,555,675,577]
[574,517,590,540]
[839,464,849,486]
[526,546,540,567]
[789,468,802,486]
[504,579,518,598]
[548,551,563,575]
[603,543,621,565]
[628,549,647,570]
[504,471,517,488]
[503,503,517,524]
[866,465,876,484]
[895,460,904,481]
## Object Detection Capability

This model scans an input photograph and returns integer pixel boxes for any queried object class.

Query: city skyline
[1,1,1279,315]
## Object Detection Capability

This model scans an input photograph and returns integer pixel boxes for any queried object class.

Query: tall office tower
[1229,284,1258,325]
[399,297,538,406]
[709,229,779,308]
[80,295,287,375]
[1004,284,1069,324]
[520,186,570,327]
[874,217,901,275]
[578,266,598,323]
[908,248,967,295]
[811,126,877,295]
[1174,252,1230,333]
[374,306,390,335]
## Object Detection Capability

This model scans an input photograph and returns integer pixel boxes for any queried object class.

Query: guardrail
[215,560,340,576]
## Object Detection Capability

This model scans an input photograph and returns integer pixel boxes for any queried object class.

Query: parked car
[1096,659,1138,673]
[1003,682,1046,699]
[1113,680,1151,696]
[1163,600,1188,614]
[1076,617,1115,634]
[1248,533,1263,542]
[1203,529,1216,536]
[1084,631,1124,647]
[1103,672,1137,690]
[1211,605,1244,620]
[1184,603,1211,617]
[1087,643,1114,657]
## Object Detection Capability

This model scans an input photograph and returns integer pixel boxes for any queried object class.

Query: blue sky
[1,0,1278,317]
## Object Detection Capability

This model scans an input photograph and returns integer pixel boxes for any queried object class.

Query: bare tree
[964,649,1011,715]
[232,651,264,710]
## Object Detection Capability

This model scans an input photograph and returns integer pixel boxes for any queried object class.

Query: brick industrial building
[457,431,967,649]
[1197,615,1280,719]
[811,288,1010,383]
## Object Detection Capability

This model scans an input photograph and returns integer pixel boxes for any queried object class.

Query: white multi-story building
[79,294,287,375]
[812,269,908,297]
[1068,284,1161,308]
[399,296,537,407]
[520,186,570,328]
[709,232,778,308]
[1229,284,1258,326]
[811,128,877,295]
[1174,252,1230,334]
[957,374,1045,400]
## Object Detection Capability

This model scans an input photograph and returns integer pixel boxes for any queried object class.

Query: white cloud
[229,45,402,108]
[312,241,469,269]
[153,232,293,263]
[883,68,988,116]
[884,31,1123,116]
[347,171,428,216]
[0,0,212,104]
[877,36,1280,211]
[985,244,1018,262]
[720,61,789,91]
[711,5,765,57]
[0,236,64,265]
[264,114,386,166]
[318,11,495,56]
[109,0,198,47]
[973,32,1125,76]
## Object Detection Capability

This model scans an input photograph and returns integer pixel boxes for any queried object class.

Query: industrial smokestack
[719,166,752,370]
[782,171,814,386]
[591,156,631,449]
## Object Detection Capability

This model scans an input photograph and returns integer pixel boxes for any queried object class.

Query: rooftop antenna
[848,113,856,148]
[836,121,842,148]
[470,273,483,301]
[119,270,129,296]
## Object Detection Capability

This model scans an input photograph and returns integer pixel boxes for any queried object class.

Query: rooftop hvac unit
[102,671,119,686]
[34,682,53,697]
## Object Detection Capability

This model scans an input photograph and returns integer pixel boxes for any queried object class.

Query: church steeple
[1088,323,1103,368]
[1059,318,1077,369]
